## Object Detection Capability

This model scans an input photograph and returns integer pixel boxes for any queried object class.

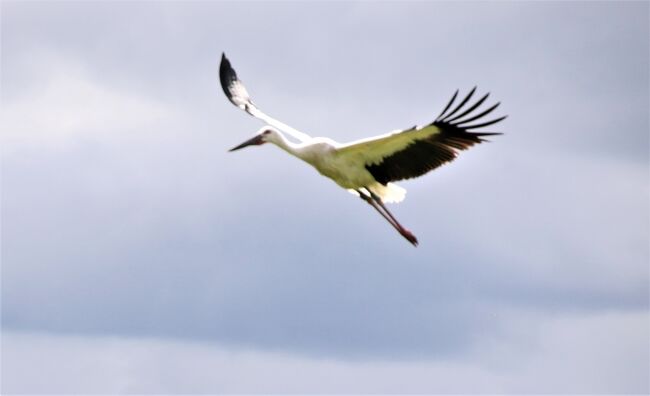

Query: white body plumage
[254,128,407,203]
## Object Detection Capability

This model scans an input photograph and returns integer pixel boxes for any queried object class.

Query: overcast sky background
[2,1,649,394]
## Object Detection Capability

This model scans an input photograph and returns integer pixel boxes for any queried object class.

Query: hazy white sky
[2,1,648,393]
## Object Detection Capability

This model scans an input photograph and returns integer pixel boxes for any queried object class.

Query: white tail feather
[347,183,406,203]
[372,182,406,203]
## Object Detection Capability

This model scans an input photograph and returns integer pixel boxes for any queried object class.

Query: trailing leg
[357,189,418,246]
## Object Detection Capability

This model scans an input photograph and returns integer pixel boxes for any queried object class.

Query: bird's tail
[372,182,406,203]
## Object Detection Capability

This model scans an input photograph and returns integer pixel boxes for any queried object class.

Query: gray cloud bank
[3,311,648,394]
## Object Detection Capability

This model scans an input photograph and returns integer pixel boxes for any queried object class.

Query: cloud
[3,2,649,356]
[2,112,647,357]
[3,310,648,394]
[1,2,648,392]
[1,53,184,156]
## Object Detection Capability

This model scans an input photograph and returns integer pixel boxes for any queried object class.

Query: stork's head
[228,127,280,152]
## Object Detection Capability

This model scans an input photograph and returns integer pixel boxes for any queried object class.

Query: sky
[1,1,648,394]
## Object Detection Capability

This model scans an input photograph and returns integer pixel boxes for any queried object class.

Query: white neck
[269,131,306,159]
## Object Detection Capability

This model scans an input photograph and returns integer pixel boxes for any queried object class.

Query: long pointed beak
[228,135,264,152]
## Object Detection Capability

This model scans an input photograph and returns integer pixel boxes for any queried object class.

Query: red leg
[358,189,418,246]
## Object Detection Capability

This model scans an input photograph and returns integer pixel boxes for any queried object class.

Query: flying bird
[219,53,505,246]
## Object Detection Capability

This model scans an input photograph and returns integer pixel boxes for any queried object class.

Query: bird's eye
[263,130,271,135]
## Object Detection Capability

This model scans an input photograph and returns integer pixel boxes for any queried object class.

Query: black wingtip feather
[454,102,500,127]
[219,53,255,111]
[219,53,236,103]
[433,88,505,134]
[444,92,489,124]
[460,115,508,131]
[436,89,459,120]
[441,86,477,122]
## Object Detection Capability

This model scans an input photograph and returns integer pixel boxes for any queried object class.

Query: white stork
[219,53,505,246]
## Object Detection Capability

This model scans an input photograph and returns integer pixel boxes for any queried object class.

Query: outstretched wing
[219,53,311,142]
[336,87,506,185]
